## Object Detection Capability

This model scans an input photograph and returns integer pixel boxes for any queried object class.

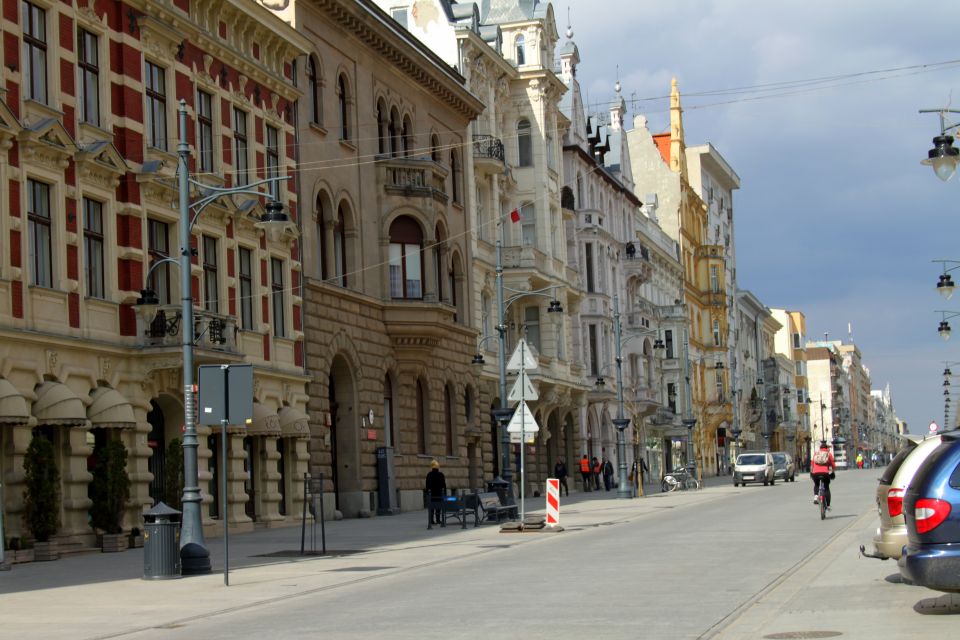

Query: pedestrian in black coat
[425,460,446,528]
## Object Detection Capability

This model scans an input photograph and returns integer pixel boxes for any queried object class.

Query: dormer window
[515,35,525,65]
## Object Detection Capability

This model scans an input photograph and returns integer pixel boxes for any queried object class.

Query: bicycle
[661,465,700,492]
[813,473,831,520]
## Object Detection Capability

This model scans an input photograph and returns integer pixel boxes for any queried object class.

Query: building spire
[669,77,687,176]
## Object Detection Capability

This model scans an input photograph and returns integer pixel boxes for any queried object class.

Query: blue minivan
[899,430,960,593]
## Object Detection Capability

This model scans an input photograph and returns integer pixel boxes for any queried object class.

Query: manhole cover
[328,566,394,572]
[764,633,842,639]
[253,550,365,558]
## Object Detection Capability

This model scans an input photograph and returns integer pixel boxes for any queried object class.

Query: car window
[738,455,765,465]
[951,460,960,490]
[880,442,918,484]
[773,454,785,463]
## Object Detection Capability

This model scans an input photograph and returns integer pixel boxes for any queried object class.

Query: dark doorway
[147,401,165,505]
[243,436,257,520]
[489,404,500,478]
[329,375,340,510]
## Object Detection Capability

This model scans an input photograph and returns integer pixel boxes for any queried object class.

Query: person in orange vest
[579,454,592,492]
[591,457,602,490]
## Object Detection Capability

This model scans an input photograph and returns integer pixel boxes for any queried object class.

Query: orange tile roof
[652,132,670,165]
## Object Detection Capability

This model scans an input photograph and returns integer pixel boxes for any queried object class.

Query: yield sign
[506,400,540,435]
[506,338,538,372]
[508,370,539,402]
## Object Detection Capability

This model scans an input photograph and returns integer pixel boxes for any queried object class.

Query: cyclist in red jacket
[810,440,836,509]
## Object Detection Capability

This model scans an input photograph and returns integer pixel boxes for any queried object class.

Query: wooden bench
[477,491,518,523]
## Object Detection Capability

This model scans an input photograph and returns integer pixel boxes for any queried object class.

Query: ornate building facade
[1,0,311,546]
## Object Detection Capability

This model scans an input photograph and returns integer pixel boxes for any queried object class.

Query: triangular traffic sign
[507,370,539,402]
[506,400,540,434]
[506,338,538,372]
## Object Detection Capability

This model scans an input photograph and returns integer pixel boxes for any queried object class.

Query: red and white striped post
[546,478,560,527]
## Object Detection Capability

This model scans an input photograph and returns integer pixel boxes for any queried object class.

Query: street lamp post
[488,239,562,507]
[137,101,292,574]
[920,108,960,182]
[595,295,664,498]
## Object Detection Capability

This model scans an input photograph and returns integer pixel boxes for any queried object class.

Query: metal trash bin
[143,502,181,580]
[487,478,509,505]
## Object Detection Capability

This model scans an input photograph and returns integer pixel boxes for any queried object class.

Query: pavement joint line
[697,505,877,640]
[84,534,541,640]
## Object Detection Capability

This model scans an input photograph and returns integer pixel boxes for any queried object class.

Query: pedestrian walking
[554,459,569,496]
[425,459,446,529]
[592,457,602,490]
[579,454,592,492]
[602,457,614,491]
[856,452,863,469]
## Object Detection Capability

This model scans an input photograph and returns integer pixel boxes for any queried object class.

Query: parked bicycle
[661,465,700,492]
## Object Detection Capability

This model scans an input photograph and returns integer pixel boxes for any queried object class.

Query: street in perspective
[2,470,959,639]
[3,0,960,638]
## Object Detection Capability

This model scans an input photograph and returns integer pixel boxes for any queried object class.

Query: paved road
[2,471,958,639]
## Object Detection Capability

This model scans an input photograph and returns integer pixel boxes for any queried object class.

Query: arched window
[517,118,532,166]
[376,99,387,155]
[388,216,423,299]
[390,107,401,157]
[433,226,445,303]
[417,379,428,454]
[515,35,525,65]
[402,115,413,157]
[334,205,347,287]
[316,194,327,280]
[384,375,396,449]
[337,74,349,140]
[307,56,321,124]
[431,134,441,162]
[444,384,454,456]
[450,150,461,203]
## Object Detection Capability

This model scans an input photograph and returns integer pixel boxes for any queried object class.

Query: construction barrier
[546,477,560,527]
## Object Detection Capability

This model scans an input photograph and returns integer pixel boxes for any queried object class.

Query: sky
[561,0,960,433]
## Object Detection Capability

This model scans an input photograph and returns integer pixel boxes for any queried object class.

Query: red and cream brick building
[0,0,310,548]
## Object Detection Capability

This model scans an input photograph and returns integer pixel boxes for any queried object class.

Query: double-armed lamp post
[136,100,293,574]
[472,240,562,506]
[594,295,664,498]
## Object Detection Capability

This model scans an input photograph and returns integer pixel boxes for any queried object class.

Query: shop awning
[88,387,136,428]
[278,406,310,438]
[33,381,87,426]
[247,402,281,436]
[0,378,29,425]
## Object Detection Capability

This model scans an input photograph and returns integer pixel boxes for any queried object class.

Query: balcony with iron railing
[472,134,505,174]
[137,304,240,354]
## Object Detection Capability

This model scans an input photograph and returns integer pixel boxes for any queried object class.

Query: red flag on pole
[510,209,520,223]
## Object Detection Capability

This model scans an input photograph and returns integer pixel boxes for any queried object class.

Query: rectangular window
[667,382,677,413]
[147,219,171,304]
[27,179,52,288]
[202,235,219,313]
[266,125,280,200]
[797,389,805,405]
[271,257,285,337]
[585,242,595,292]
[792,332,801,349]
[713,319,721,347]
[145,61,167,150]
[388,243,422,299]
[233,107,248,186]
[665,329,674,359]
[716,371,724,402]
[238,247,254,330]
[588,324,598,376]
[197,90,214,173]
[525,306,541,353]
[22,2,47,104]
[83,198,105,298]
[78,29,99,125]
[390,7,408,28]
[710,265,719,293]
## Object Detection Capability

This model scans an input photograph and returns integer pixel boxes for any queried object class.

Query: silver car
[733,452,775,486]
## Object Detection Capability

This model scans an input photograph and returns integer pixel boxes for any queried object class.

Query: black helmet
[819,440,829,448]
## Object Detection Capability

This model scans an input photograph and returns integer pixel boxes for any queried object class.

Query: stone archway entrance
[329,355,360,516]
